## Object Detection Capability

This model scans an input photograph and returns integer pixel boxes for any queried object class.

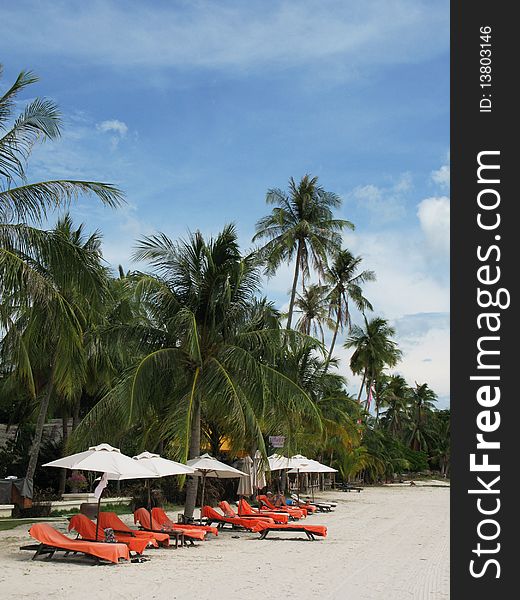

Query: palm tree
[378,375,411,435]
[0,215,109,484]
[344,316,402,410]
[293,284,334,343]
[253,175,353,330]
[324,249,375,367]
[408,383,437,451]
[0,66,123,313]
[72,225,320,517]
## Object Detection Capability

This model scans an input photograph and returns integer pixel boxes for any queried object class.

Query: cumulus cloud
[431,164,450,188]
[97,119,128,136]
[96,119,129,149]
[417,196,450,255]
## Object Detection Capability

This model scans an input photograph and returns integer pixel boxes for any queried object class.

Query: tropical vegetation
[0,66,450,516]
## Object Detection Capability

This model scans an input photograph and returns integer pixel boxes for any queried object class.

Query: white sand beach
[1,485,449,600]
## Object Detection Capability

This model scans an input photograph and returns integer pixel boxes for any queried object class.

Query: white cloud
[97,119,128,137]
[96,119,129,150]
[417,196,450,255]
[431,164,450,188]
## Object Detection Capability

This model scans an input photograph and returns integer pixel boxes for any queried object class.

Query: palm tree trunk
[25,377,54,484]
[357,370,367,403]
[286,241,302,330]
[364,378,373,412]
[184,399,201,518]
[325,312,341,369]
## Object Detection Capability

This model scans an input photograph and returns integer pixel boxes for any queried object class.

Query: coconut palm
[293,284,334,343]
[72,224,320,517]
[344,316,402,409]
[253,175,353,330]
[324,249,375,367]
[378,374,411,434]
[0,215,109,484]
[408,382,437,451]
[0,66,123,314]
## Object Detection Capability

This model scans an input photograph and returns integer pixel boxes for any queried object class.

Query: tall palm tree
[408,382,437,451]
[253,175,353,329]
[378,374,411,435]
[0,66,123,314]
[72,225,320,517]
[0,215,109,484]
[344,316,402,410]
[293,284,334,343]
[324,249,375,367]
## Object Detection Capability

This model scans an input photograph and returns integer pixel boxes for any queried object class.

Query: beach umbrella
[267,453,300,471]
[288,457,338,501]
[267,454,302,495]
[187,453,248,518]
[106,451,195,516]
[43,443,156,539]
[236,456,253,497]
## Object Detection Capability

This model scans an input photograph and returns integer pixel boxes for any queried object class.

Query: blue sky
[2,0,450,405]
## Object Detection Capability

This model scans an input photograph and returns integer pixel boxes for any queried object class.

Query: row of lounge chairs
[23,497,332,564]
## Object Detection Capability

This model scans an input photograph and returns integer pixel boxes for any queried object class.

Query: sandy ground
[1,484,449,600]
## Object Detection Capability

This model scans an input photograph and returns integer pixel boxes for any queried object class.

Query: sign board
[269,435,285,448]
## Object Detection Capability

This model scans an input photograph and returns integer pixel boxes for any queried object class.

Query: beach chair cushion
[134,508,206,541]
[152,507,219,537]
[68,514,151,554]
[201,506,266,532]
[238,499,290,524]
[257,495,306,519]
[29,523,129,564]
[218,501,274,523]
[98,511,170,546]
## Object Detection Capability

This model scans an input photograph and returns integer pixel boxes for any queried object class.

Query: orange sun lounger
[98,512,171,547]
[27,523,130,564]
[256,522,328,541]
[283,497,318,513]
[68,514,152,555]
[238,499,290,524]
[134,508,205,543]
[152,507,219,537]
[201,506,267,532]
[256,495,306,519]
[219,501,274,524]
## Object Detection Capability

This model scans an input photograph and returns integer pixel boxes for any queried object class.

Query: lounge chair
[98,511,172,548]
[218,501,274,524]
[337,482,363,492]
[256,494,306,519]
[24,523,129,564]
[237,499,289,524]
[152,507,219,537]
[134,508,204,544]
[201,506,267,532]
[68,514,151,555]
[256,522,328,541]
[282,496,318,513]
[290,494,334,512]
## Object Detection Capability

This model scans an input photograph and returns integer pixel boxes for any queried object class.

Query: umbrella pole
[200,472,206,522]
[147,479,153,525]
[95,492,102,541]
